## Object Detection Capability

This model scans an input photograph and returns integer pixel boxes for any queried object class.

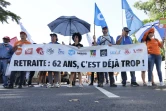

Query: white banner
[9,43,148,72]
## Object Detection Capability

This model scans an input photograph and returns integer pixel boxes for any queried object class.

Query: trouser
[104,72,108,82]
[148,54,163,82]
[0,59,8,86]
[9,71,26,86]
[97,72,115,85]
[48,71,61,85]
[15,74,20,85]
[28,71,35,85]
[121,71,136,85]
[108,72,115,85]
[90,72,94,84]
[97,72,104,84]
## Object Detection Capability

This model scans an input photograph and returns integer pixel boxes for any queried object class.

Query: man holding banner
[116,27,139,87]
[93,26,117,87]
[47,33,61,88]
[8,31,31,89]
[0,36,13,88]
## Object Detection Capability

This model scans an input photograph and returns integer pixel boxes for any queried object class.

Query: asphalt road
[0,83,166,111]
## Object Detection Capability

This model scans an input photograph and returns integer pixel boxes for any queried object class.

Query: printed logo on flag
[90,50,96,57]
[58,48,64,54]
[124,49,130,55]
[68,49,75,56]
[36,47,44,55]
[46,48,54,55]
[100,49,107,57]
[25,48,33,54]
[15,48,22,55]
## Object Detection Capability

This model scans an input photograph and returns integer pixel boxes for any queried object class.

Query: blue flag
[94,3,107,28]
[122,0,143,36]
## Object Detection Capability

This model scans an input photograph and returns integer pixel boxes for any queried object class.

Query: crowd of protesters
[0,26,165,89]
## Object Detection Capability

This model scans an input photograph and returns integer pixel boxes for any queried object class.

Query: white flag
[86,34,92,46]
[19,21,35,43]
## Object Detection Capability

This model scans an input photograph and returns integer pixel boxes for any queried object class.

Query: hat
[50,33,57,37]
[3,36,10,41]
[142,28,155,41]
[20,31,27,36]
[72,32,82,42]
[102,26,108,30]
[122,27,131,32]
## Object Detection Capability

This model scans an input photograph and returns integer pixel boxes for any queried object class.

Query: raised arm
[116,35,123,45]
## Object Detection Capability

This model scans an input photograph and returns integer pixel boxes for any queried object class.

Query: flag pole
[122,8,123,28]
[94,24,96,36]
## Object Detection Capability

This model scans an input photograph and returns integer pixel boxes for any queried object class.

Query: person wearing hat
[47,33,61,88]
[141,39,157,86]
[93,26,117,87]
[8,31,31,89]
[67,32,83,87]
[116,27,139,87]
[142,28,165,86]
[0,36,13,88]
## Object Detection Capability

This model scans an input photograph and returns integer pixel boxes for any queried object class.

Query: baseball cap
[3,36,10,40]
[50,33,57,37]
[20,31,27,36]
[122,27,131,32]
[102,26,108,30]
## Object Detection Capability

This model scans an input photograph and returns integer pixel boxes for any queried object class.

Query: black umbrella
[48,16,91,44]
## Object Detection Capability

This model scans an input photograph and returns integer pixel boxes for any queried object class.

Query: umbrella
[135,20,165,42]
[48,16,91,44]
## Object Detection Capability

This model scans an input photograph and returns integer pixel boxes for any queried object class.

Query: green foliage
[0,0,21,24]
[132,36,139,44]
[143,18,155,24]
[134,0,166,60]
[134,0,166,20]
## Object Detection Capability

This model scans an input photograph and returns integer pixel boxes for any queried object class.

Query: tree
[134,0,166,60]
[134,0,166,24]
[0,0,21,24]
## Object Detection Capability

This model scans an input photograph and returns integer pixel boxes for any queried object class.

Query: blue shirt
[116,36,133,45]
[0,43,13,59]
[49,42,60,44]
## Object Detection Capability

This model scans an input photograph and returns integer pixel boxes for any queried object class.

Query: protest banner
[9,43,148,72]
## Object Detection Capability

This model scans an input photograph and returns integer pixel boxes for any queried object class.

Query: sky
[0,0,149,46]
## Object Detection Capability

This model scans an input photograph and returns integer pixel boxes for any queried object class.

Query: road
[0,83,166,111]
[0,61,165,111]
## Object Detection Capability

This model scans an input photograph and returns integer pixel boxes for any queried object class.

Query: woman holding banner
[67,32,83,87]
[142,28,165,86]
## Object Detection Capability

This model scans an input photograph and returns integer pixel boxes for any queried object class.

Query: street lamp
[155,1,166,82]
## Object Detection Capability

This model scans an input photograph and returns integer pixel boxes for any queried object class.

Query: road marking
[95,87,120,98]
